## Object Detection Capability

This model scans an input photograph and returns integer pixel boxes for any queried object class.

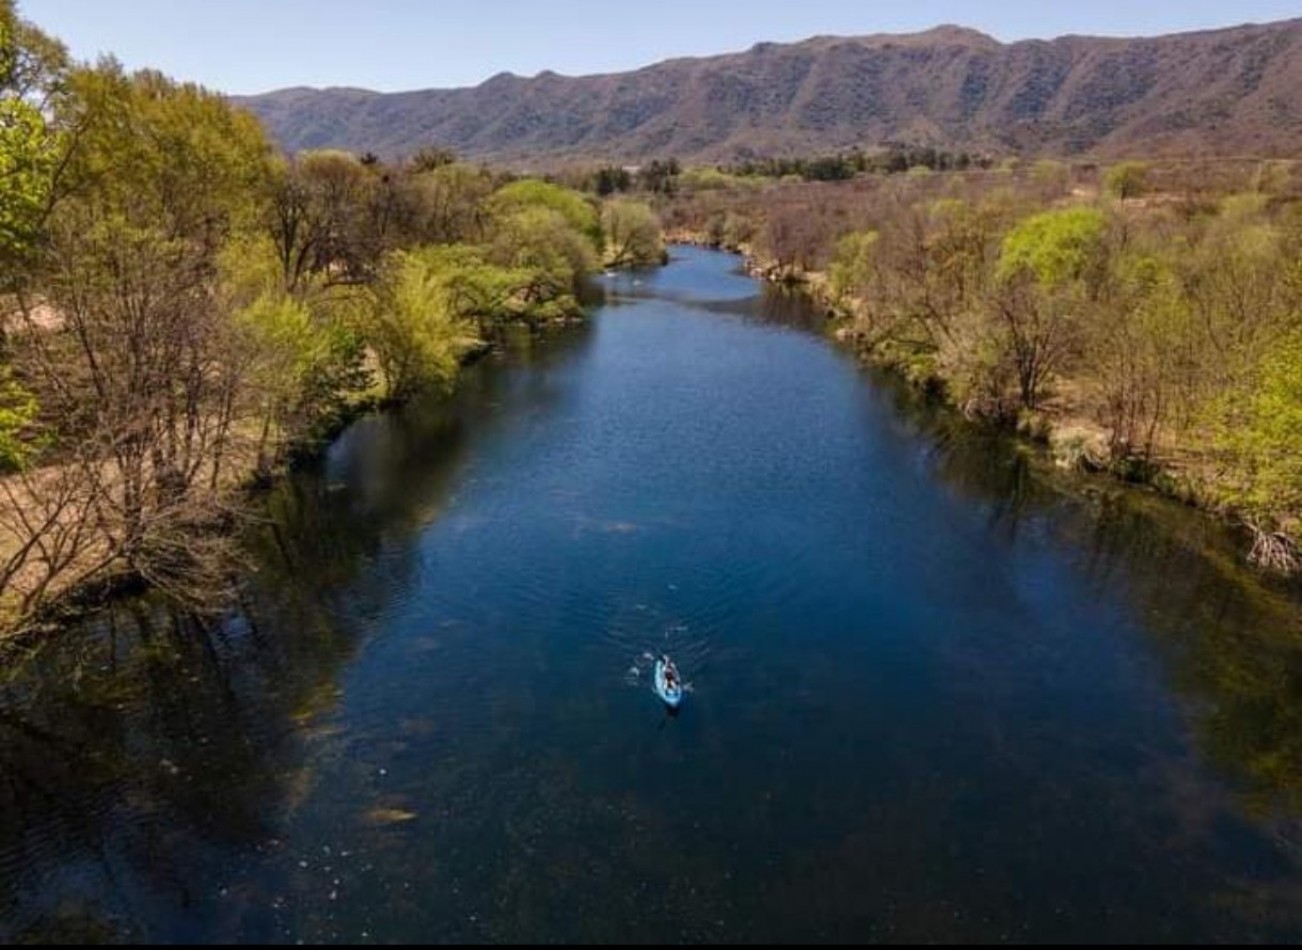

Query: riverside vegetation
[0,3,664,637]
[656,157,1302,575]
[1,0,1299,639]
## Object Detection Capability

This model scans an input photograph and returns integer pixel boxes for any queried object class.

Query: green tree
[403,162,495,246]
[593,166,632,197]
[221,236,369,476]
[366,250,475,401]
[996,207,1108,408]
[1104,161,1149,201]
[267,150,373,289]
[999,207,1108,288]
[0,2,66,277]
[0,97,58,268]
[487,179,602,251]
[0,366,36,470]
[18,64,278,574]
[639,158,681,196]
[406,244,531,337]
[485,180,602,307]
[1089,249,1190,459]
[489,205,597,305]
[602,199,664,268]
[1209,327,1302,571]
[1215,329,1302,517]
[1180,197,1295,391]
[828,231,879,307]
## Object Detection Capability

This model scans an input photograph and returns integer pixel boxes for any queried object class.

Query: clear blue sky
[18,0,1302,95]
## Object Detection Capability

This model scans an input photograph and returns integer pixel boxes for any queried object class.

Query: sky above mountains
[20,0,1302,94]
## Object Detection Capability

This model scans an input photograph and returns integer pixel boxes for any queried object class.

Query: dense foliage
[663,160,1302,568]
[0,6,663,634]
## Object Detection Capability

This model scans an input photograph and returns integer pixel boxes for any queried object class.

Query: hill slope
[234,20,1302,163]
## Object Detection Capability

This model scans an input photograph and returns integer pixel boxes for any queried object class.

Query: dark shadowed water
[3,247,1302,944]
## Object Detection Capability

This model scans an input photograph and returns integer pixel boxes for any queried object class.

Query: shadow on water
[871,368,1302,819]
[0,324,598,943]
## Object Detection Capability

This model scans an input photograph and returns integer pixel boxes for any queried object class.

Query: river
[2,247,1301,943]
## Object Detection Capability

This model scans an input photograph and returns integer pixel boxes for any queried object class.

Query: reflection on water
[877,370,1302,816]
[2,247,1302,942]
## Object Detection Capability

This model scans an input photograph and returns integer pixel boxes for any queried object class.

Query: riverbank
[666,232,1298,576]
[0,328,552,646]
[6,245,1301,944]
[0,260,650,648]
[0,17,672,646]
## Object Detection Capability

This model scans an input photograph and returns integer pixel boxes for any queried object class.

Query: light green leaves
[488,179,602,252]
[368,250,470,400]
[0,367,37,471]
[602,199,664,268]
[1215,330,1302,515]
[0,97,58,264]
[999,207,1107,288]
[1104,162,1149,201]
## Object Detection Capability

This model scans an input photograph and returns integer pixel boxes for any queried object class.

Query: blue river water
[1,247,1301,943]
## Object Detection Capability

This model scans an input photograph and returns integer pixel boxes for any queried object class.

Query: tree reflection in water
[0,324,597,943]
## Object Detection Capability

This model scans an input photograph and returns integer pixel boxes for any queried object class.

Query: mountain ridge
[233,18,1302,164]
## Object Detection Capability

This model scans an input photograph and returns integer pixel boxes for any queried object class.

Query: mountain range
[234,19,1302,165]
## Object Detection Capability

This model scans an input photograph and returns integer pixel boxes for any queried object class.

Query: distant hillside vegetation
[234,20,1302,163]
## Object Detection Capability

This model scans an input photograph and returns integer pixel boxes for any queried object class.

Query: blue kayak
[655,659,684,709]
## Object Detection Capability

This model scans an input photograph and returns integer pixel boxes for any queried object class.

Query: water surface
[3,247,1302,943]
